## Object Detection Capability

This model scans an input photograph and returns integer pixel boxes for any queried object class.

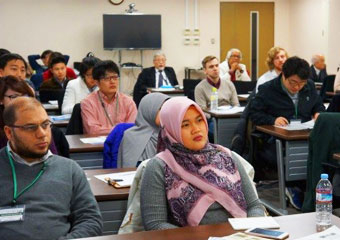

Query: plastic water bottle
[316,173,333,232]
[210,87,218,111]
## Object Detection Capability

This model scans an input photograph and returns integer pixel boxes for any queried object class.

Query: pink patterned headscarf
[156,97,247,227]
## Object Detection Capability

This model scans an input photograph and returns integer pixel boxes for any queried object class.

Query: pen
[105,177,123,186]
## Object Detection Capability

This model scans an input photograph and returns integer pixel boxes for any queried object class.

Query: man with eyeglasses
[250,56,324,127]
[249,56,325,209]
[0,97,102,239]
[133,52,178,107]
[81,60,137,135]
[219,48,251,82]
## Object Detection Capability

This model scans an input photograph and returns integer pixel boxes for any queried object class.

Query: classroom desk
[256,125,310,215]
[86,168,134,235]
[66,134,105,169]
[42,103,59,115]
[204,109,242,148]
[147,87,184,96]
[75,212,340,240]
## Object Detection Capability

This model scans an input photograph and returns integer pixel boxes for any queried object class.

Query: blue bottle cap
[321,173,329,179]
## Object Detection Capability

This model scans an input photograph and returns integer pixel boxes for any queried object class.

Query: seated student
[81,60,137,135]
[0,97,102,239]
[0,53,35,89]
[220,48,251,82]
[118,92,169,167]
[42,51,77,81]
[39,55,71,103]
[255,47,288,93]
[140,97,265,230]
[195,55,239,109]
[310,54,327,83]
[0,75,69,157]
[249,56,325,209]
[250,56,324,127]
[28,49,53,74]
[62,56,101,114]
[0,53,27,81]
[133,52,178,107]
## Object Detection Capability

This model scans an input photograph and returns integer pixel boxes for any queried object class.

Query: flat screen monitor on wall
[103,14,162,50]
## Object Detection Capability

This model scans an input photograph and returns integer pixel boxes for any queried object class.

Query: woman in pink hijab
[140,97,265,230]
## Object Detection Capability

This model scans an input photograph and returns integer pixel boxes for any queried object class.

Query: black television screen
[103,14,161,50]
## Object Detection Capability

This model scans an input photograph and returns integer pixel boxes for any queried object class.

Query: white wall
[1,0,339,93]
[328,0,340,73]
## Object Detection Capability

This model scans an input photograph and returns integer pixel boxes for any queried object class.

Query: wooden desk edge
[256,125,310,140]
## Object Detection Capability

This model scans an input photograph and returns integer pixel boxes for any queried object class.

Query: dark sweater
[249,75,325,125]
[0,148,102,239]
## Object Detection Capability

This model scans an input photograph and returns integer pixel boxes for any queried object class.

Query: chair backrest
[327,94,340,112]
[66,103,83,135]
[302,112,340,212]
[103,123,135,169]
[30,74,43,90]
[183,79,202,101]
[233,81,257,94]
[320,74,336,100]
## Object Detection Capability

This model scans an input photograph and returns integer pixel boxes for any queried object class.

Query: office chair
[183,79,201,101]
[302,112,340,212]
[319,74,335,102]
[66,103,83,135]
[233,81,257,94]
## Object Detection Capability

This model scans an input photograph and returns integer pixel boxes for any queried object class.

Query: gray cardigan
[140,154,265,231]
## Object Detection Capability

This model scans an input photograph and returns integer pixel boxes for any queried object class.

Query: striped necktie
[158,70,164,87]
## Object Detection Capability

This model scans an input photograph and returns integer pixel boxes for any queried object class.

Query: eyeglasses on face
[287,78,307,88]
[230,55,241,59]
[9,120,53,132]
[101,75,119,82]
[4,94,28,100]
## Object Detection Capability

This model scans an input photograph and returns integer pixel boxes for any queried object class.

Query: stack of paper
[209,233,268,240]
[228,216,280,230]
[80,136,107,145]
[275,119,315,130]
[211,106,245,114]
[50,114,71,121]
[95,171,136,188]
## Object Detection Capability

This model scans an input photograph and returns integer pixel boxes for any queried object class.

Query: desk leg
[212,117,218,144]
[276,139,288,215]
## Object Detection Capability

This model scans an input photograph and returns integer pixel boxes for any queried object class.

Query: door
[220,2,274,80]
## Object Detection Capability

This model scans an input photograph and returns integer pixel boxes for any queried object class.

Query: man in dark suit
[133,52,178,107]
[310,54,327,83]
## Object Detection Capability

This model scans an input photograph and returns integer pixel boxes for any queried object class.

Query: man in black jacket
[250,56,325,126]
[310,54,327,83]
[133,52,178,107]
[249,56,325,209]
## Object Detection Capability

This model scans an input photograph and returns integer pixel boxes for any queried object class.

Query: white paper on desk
[275,119,314,130]
[237,94,250,99]
[50,114,71,121]
[295,225,340,240]
[228,216,280,230]
[209,233,268,240]
[48,100,58,105]
[211,106,245,114]
[80,136,107,144]
[95,171,136,187]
